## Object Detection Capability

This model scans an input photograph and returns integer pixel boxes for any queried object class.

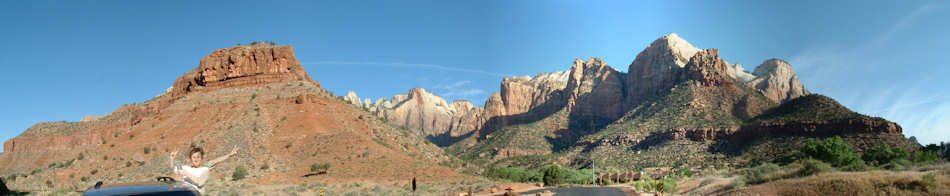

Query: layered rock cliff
[170,44,314,99]
[0,44,462,192]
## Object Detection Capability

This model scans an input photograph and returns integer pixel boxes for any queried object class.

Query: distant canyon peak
[343,33,811,143]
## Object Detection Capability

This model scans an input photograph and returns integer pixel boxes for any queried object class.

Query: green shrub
[90,169,98,175]
[729,177,746,190]
[744,163,780,184]
[635,177,678,193]
[923,173,939,190]
[144,146,151,154]
[562,168,595,184]
[542,165,564,186]
[881,159,912,170]
[484,166,542,183]
[841,160,871,172]
[310,163,331,173]
[798,159,833,177]
[862,144,909,166]
[912,150,939,164]
[659,177,679,193]
[232,166,248,181]
[802,136,861,167]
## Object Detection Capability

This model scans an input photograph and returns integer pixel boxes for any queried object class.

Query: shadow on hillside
[1,178,30,196]
[427,130,475,147]
[475,96,569,142]
[630,131,673,151]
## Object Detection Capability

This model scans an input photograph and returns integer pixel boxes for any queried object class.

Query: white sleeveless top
[175,165,210,193]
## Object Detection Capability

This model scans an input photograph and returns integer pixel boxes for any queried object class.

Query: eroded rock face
[625,33,701,103]
[490,71,571,117]
[748,59,810,103]
[344,90,361,106]
[371,88,483,138]
[170,45,314,99]
[680,49,734,88]
[565,58,627,120]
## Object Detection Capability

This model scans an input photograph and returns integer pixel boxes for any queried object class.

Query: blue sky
[1,1,948,151]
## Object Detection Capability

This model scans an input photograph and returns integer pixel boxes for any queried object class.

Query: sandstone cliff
[170,44,314,100]
[0,44,462,192]
[368,88,484,138]
[625,33,701,104]
[747,59,811,103]
[564,58,627,121]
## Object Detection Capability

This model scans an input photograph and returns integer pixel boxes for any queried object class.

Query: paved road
[519,187,629,196]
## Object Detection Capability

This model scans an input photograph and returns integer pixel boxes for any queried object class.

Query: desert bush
[310,163,330,173]
[542,165,564,186]
[881,159,912,170]
[798,159,833,177]
[729,177,746,190]
[660,177,679,193]
[635,177,678,193]
[144,146,150,154]
[232,166,248,181]
[863,144,909,166]
[743,163,780,184]
[841,160,871,172]
[802,136,861,167]
[923,173,939,190]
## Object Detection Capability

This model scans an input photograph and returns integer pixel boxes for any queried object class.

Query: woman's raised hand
[229,146,239,156]
[170,148,179,159]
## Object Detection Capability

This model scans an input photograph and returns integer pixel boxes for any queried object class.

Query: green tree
[862,144,909,166]
[542,165,564,186]
[802,136,862,167]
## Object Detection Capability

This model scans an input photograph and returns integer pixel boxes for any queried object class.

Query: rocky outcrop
[663,127,740,141]
[370,88,483,137]
[727,63,756,83]
[747,59,810,103]
[79,115,101,122]
[484,71,571,118]
[624,33,809,104]
[170,44,314,99]
[564,58,627,120]
[625,33,701,103]
[343,90,361,105]
[679,49,735,89]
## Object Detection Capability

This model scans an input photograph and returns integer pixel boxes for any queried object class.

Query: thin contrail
[306,60,511,77]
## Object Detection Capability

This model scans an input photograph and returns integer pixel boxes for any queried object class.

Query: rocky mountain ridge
[342,33,813,145]
[0,44,465,192]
